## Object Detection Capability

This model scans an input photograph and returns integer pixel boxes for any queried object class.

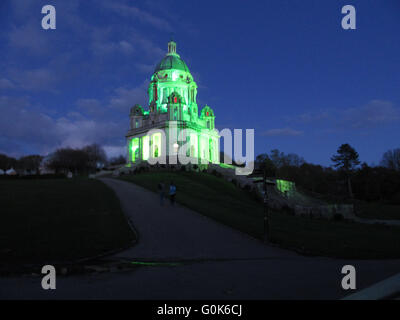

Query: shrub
[251,189,262,202]
[282,205,295,215]
[333,213,344,221]
[242,184,252,192]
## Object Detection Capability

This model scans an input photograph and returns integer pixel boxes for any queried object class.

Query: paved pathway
[0,178,399,300]
[102,178,298,262]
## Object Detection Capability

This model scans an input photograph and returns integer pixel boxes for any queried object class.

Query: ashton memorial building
[126,41,220,166]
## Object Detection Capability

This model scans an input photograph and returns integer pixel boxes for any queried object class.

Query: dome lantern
[167,40,177,55]
[154,40,190,73]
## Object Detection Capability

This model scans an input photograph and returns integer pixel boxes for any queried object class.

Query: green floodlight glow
[190,133,198,157]
[276,179,295,193]
[151,133,162,158]
[220,163,235,169]
[131,138,139,162]
[142,135,149,160]
[199,137,206,160]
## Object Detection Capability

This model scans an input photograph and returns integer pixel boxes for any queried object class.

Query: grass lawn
[269,211,400,259]
[0,178,136,264]
[120,171,400,259]
[355,202,400,220]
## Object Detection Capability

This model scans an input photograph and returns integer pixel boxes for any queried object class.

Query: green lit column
[127,139,132,166]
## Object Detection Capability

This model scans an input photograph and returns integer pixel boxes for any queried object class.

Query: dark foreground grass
[0,178,136,264]
[120,171,400,259]
[269,211,400,259]
[355,202,400,220]
[300,187,400,220]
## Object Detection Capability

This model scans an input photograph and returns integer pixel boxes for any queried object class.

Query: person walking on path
[169,181,177,206]
[158,182,165,206]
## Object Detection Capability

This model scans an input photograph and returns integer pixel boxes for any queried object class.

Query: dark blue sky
[1,0,399,165]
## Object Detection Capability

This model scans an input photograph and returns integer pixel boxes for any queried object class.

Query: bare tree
[380,148,400,171]
[83,144,107,172]
[47,148,90,175]
[17,155,43,174]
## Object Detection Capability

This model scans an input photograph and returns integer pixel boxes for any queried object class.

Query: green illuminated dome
[154,55,189,73]
[154,41,190,73]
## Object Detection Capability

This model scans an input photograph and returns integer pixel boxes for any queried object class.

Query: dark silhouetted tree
[255,153,277,177]
[83,144,107,172]
[331,143,360,198]
[17,155,43,174]
[0,154,17,173]
[380,148,400,171]
[47,148,90,175]
[109,155,126,166]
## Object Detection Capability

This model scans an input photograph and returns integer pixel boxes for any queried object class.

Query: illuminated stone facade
[126,41,220,166]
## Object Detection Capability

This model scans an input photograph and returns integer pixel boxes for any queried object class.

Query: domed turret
[149,41,197,114]
[154,41,190,73]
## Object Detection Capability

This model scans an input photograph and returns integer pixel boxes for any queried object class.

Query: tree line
[0,154,43,174]
[2,142,399,203]
[255,145,400,204]
[0,144,126,176]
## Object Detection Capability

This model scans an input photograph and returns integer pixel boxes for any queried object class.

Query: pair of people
[158,181,176,206]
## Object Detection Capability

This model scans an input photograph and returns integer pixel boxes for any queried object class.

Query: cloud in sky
[261,127,303,137]
[286,110,330,124]
[8,19,50,54]
[0,78,15,89]
[108,82,149,112]
[103,2,173,32]
[77,81,149,117]
[103,145,126,159]
[9,68,57,91]
[92,40,136,57]
[135,63,156,74]
[287,100,400,131]
[0,94,127,157]
[343,100,400,129]
[76,98,103,115]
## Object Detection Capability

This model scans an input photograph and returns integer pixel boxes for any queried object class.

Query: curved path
[102,178,298,262]
[0,178,399,300]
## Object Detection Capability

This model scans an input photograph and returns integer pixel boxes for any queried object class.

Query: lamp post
[252,168,275,242]
[263,169,269,242]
